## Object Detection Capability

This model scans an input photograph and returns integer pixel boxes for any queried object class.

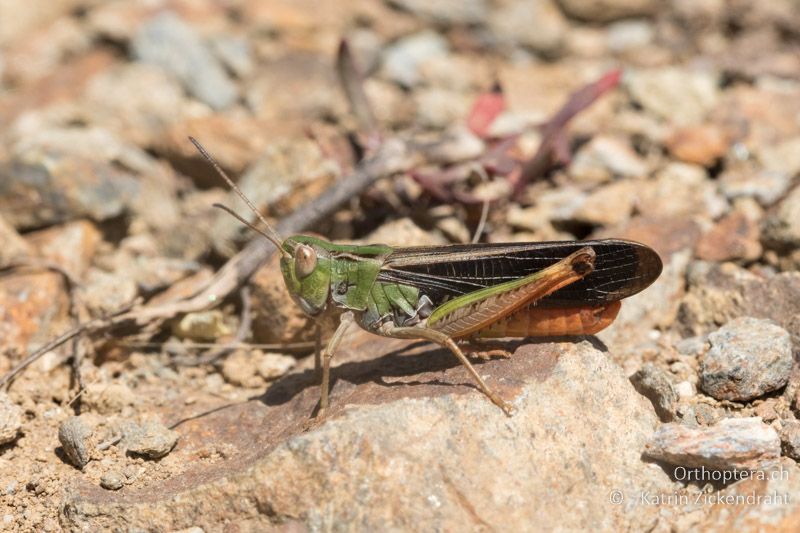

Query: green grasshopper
[192,138,662,415]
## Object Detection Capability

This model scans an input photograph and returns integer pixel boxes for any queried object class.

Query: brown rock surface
[61,333,672,531]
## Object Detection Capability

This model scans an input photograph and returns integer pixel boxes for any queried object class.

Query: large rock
[61,334,673,530]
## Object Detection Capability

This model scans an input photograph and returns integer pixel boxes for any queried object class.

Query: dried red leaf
[512,68,623,196]
[479,135,520,176]
[410,165,486,204]
[466,83,506,138]
[545,68,622,135]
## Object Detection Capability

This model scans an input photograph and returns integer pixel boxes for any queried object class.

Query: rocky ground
[1,0,800,531]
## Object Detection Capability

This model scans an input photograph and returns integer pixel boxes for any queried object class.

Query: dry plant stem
[70,336,85,413]
[96,434,122,451]
[67,373,102,408]
[123,341,318,353]
[67,283,91,413]
[470,164,490,244]
[514,69,622,196]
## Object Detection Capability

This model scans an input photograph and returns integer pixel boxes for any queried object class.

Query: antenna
[212,203,282,246]
[189,137,289,257]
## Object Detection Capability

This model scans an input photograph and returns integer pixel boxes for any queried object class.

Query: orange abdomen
[470,301,621,338]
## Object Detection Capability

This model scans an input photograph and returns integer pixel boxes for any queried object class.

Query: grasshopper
[191,138,662,415]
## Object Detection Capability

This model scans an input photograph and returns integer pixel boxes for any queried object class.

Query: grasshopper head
[279,236,332,317]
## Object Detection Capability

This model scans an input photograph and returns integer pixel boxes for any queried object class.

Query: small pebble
[753,400,779,423]
[763,184,800,249]
[256,352,296,381]
[693,403,721,426]
[630,364,677,421]
[58,416,94,469]
[0,393,23,445]
[665,124,728,167]
[626,67,719,125]
[558,0,658,22]
[644,417,780,471]
[568,135,647,184]
[221,350,261,387]
[676,405,697,426]
[123,465,139,480]
[174,310,231,341]
[700,317,793,401]
[26,478,46,496]
[719,168,791,206]
[381,31,449,87]
[779,420,800,460]
[695,211,762,262]
[607,19,654,52]
[82,382,136,415]
[488,0,567,56]
[121,419,179,459]
[100,471,125,491]
[390,0,487,25]
[675,381,695,400]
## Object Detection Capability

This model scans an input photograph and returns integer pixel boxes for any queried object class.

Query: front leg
[314,323,322,375]
[317,311,354,416]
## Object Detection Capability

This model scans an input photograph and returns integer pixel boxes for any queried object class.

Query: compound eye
[295,245,317,279]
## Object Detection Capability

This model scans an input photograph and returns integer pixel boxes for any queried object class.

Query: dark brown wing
[376,239,662,308]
